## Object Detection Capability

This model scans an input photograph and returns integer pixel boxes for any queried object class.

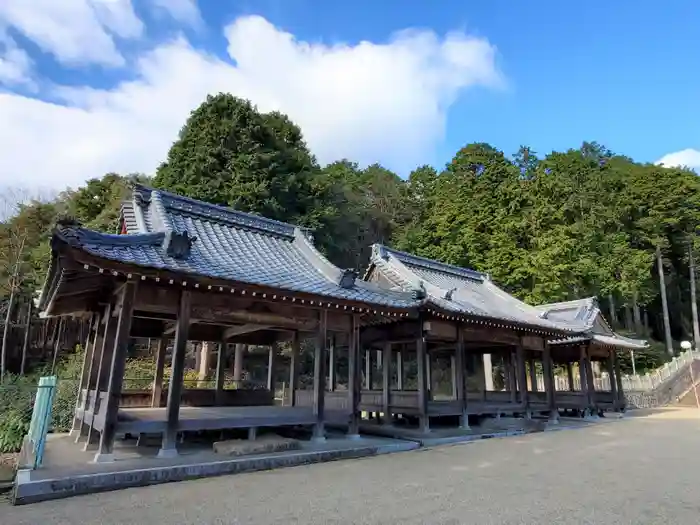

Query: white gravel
[4,409,700,525]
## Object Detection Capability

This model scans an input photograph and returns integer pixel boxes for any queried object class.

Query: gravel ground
[3,409,700,525]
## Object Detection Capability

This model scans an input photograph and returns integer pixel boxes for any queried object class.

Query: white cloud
[0,15,502,191]
[0,30,34,87]
[0,0,143,67]
[656,149,700,171]
[149,0,202,26]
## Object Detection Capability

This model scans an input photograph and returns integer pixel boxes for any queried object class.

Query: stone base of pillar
[459,413,470,430]
[311,422,326,443]
[525,410,532,420]
[248,427,257,441]
[156,447,179,459]
[548,410,559,424]
[346,433,362,440]
[92,452,115,464]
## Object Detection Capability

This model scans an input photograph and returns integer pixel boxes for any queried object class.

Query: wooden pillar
[347,315,360,437]
[312,310,328,441]
[232,344,245,383]
[82,306,112,450]
[528,357,537,392]
[614,351,624,411]
[416,328,429,433]
[267,345,276,392]
[71,313,98,437]
[542,343,558,423]
[215,341,227,405]
[197,342,212,385]
[288,331,300,406]
[515,343,529,418]
[508,351,517,404]
[364,350,372,389]
[96,310,118,392]
[158,290,191,458]
[151,336,168,408]
[566,362,575,392]
[396,347,404,390]
[426,350,432,394]
[328,336,336,392]
[585,348,597,414]
[483,353,494,391]
[455,326,468,428]
[607,350,618,411]
[382,341,392,424]
[578,346,589,415]
[94,281,137,462]
[50,318,66,374]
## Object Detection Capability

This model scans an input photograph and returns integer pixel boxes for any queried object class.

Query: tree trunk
[657,245,674,355]
[690,245,700,350]
[1,287,16,382]
[20,300,32,375]
[624,306,634,332]
[608,294,618,329]
[632,292,642,335]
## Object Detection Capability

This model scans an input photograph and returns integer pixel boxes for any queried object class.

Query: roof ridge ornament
[412,281,427,300]
[444,287,456,300]
[163,230,197,259]
[339,268,358,289]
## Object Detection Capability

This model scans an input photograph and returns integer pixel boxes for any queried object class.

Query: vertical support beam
[607,350,618,412]
[266,345,276,392]
[455,326,468,428]
[426,350,432,394]
[288,331,300,406]
[328,336,336,392]
[483,353,494,391]
[232,344,245,383]
[382,341,392,424]
[82,305,111,450]
[450,354,458,399]
[578,345,590,416]
[566,362,575,392]
[614,351,624,412]
[416,326,429,433]
[583,344,596,415]
[71,313,98,437]
[158,290,191,459]
[542,343,558,423]
[515,343,529,418]
[364,350,372,389]
[151,336,168,408]
[396,346,404,390]
[50,318,66,374]
[94,281,137,463]
[528,357,538,392]
[312,310,327,441]
[96,309,118,392]
[507,351,517,404]
[215,341,227,405]
[347,315,360,437]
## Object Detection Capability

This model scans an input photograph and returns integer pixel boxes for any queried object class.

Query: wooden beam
[347,315,360,436]
[223,324,271,340]
[95,280,137,462]
[312,310,327,441]
[151,336,168,407]
[158,290,191,458]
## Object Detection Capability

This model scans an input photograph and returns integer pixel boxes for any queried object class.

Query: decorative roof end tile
[339,269,358,289]
[412,281,427,300]
[163,230,196,259]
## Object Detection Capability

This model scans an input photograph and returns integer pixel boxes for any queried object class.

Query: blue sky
[1,0,698,191]
[221,0,699,168]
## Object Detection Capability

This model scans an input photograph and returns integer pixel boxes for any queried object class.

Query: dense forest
[2,93,700,377]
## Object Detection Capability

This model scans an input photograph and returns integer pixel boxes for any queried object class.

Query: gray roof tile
[367,244,581,333]
[55,186,419,309]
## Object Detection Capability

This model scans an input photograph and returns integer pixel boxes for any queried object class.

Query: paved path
[5,409,700,524]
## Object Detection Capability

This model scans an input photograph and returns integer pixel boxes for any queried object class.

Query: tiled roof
[53,185,420,309]
[366,244,581,333]
[535,298,648,349]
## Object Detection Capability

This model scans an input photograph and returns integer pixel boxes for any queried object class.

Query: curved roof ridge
[371,244,485,282]
[131,184,298,238]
